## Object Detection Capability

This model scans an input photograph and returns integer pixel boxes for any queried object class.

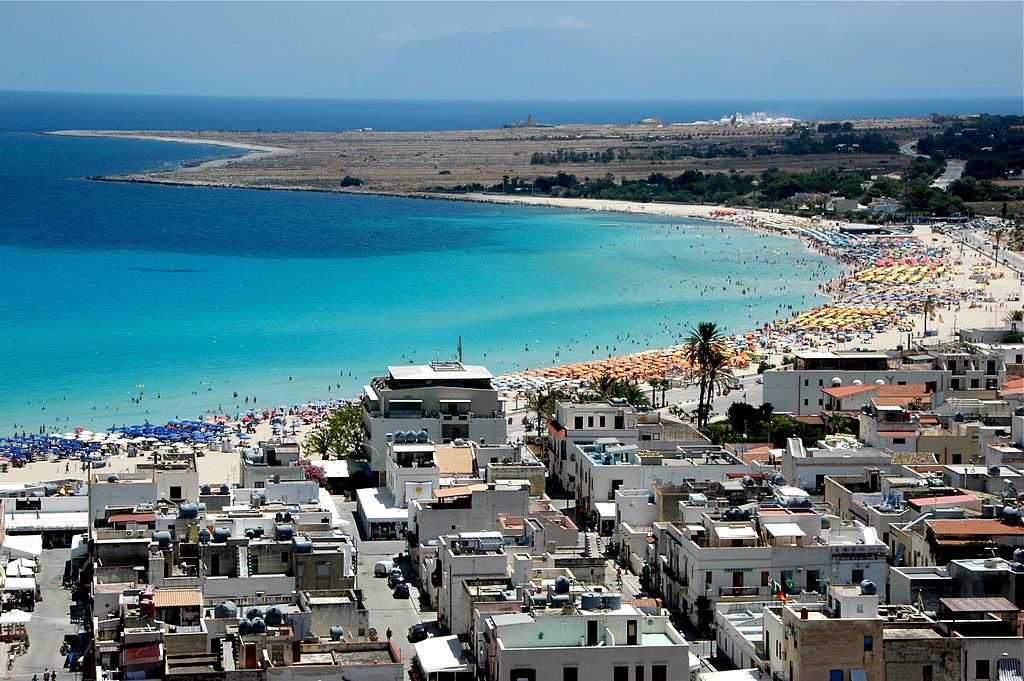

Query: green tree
[684,322,728,429]
[304,404,365,459]
[527,389,566,435]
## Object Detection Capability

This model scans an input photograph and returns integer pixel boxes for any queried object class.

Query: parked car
[408,624,429,642]
[374,560,395,577]
[393,583,410,599]
[388,568,405,589]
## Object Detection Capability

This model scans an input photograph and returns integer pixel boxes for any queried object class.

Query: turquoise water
[0,132,841,432]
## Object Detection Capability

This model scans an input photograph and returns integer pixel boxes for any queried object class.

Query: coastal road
[898,141,925,158]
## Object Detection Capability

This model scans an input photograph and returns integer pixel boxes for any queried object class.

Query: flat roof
[388,363,493,381]
[4,511,88,531]
[940,596,1017,613]
[355,487,409,522]
[764,523,806,537]
[717,526,757,540]
[414,635,473,674]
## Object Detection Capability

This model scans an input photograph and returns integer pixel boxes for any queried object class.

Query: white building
[361,362,507,472]
[482,600,689,681]
[783,437,893,493]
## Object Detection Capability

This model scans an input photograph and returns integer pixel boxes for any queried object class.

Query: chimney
[800,607,809,620]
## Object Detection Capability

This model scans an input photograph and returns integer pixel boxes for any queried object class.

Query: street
[9,548,77,681]
[333,498,432,667]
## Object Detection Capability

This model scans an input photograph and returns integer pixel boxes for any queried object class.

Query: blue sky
[1,1,1021,100]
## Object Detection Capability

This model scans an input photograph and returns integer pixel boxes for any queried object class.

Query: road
[931,159,965,189]
[9,548,77,681]
[898,141,925,158]
[333,498,431,670]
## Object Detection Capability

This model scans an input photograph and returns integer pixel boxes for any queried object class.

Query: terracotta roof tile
[927,519,1024,536]
[153,588,202,608]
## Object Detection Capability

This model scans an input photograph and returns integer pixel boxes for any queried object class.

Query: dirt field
[59,117,937,194]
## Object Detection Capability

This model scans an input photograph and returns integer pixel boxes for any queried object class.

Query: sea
[1,91,1019,432]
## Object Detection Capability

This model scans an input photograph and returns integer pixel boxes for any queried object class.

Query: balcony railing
[719,585,763,597]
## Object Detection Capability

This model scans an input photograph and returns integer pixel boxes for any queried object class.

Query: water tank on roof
[275,524,295,540]
[861,404,872,414]
[179,502,199,519]
[551,594,571,606]
[106,473,119,483]
[1003,506,1022,524]
[198,529,212,544]
[820,516,832,530]
[860,580,878,595]
[832,377,842,386]
[201,485,212,495]
[954,412,965,422]
[927,477,943,487]
[245,528,256,539]
[283,511,293,522]
[529,594,548,607]
[292,537,313,554]
[214,601,237,618]
[246,607,264,621]
[580,593,603,610]
[251,527,264,537]
[771,473,787,485]
[603,593,622,610]
[417,430,429,443]
[265,607,283,626]
[453,438,466,446]
[690,493,708,506]
[250,617,266,634]
[878,503,893,513]
[989,465,1002,476]
[153,531,172,548]
[852,379,863,386]
[43,483,59,496]
[393,431,405,443]
[329,626,345,641]
[554,576,571,594]
[1014,548,1024,563]
[237,619,253,636]
[213,527,231,543]
[1015,406,1024,417]
[220,484,230,495]
[742,475,755,487]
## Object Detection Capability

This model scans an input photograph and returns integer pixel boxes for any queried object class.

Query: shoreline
[10,131,1012,429]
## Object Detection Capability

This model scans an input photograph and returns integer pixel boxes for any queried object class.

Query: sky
[1,1,1021,101]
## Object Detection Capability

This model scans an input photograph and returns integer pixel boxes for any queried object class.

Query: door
[626,620,638,645]
[587,620,598,646]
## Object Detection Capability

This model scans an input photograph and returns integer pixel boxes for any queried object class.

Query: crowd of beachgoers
[493,209,1011,394]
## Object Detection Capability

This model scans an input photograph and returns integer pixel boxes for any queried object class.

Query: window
[852,568,864,583]
[976,660,990,679]
[511,670,535,681]
[863,635,873,652]
[651,666,666,681]
[635,666,645,681]
[705,571,713,586]
[281,552,289,563]
[588,416,594,428]
[761,571,769,587]
[804,379,809,387]
[804,399,809,406]
[614,667,628,681]
[170,485,182,499]
[316,562,331,578]
[892,438,906,445]
[818,379,824,386]
[970,379,980,389]
[563,669,578,681]
[599,416,606,427]
[923,665,932,681]
[574,416,584,429]
[829,671,844,681]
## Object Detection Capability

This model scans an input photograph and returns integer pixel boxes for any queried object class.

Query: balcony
[718,585,763,598]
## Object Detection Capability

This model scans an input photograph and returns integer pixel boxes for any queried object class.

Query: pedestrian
[386,627,392,641]
[52,671,58,681]
[43,670,50,681]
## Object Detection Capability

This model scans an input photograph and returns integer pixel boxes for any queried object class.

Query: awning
[415,635,473,674]
[1,577,36,591]
[0,609,31,624]
[438,398,471,404]
[998,657,1022,681]
[2,534,43,558]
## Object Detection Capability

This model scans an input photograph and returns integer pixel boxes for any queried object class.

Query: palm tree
[992,226,1006,264]
[619,382,650,408]
[648,378,669,407]
[696,351,734,423]
[826,412,852,435]
[684,322,728,429]
[922,296,935,338]
[592,374,623,400]
[1004,309,1024,327]
[526,389,565,436]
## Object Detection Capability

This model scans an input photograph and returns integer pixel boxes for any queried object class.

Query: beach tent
[3,559,36,577]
